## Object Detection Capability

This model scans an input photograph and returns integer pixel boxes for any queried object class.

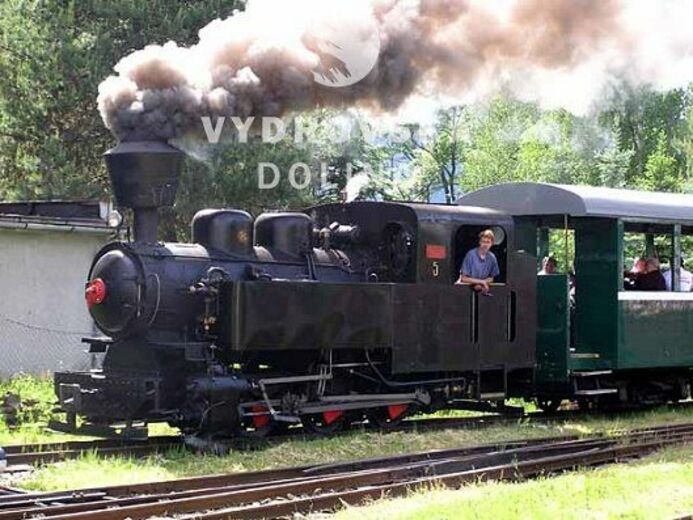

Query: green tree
[600,84,687,186]
[595,144,633,188]
[639,131,682,192]
[305,111,406,203]
[516,110,596,185]
[0,0,238,200]
[461,97,539,192]
[166,110,415,239]
[167,137,320,241]
[673,87,693,192]
[403,106,469,203]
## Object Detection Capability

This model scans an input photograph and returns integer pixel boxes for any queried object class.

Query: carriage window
[623,230,672,291]
[538,228,575,276]
[453,225,507,283]
[682,231,693,292]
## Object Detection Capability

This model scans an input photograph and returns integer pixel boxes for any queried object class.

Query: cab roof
[310,200,512,223]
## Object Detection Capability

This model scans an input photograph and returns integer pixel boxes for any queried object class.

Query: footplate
[54,370,165,424]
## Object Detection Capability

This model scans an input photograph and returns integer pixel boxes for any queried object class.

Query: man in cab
[456,229,500,294]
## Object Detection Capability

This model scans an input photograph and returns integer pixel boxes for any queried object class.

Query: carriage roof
[457,182,693,225]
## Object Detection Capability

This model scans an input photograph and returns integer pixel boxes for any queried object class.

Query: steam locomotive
[54,141,693,437]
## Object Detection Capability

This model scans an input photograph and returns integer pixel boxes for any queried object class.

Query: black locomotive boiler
[54,141,536,436]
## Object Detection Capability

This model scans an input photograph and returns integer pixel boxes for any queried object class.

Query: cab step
[572,370,613,377]
[571,370,617,398]
[574,388,618,396]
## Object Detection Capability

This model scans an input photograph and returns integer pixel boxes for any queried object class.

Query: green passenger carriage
[460,182,693,410]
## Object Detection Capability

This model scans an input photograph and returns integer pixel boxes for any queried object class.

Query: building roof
[0,200,112,233]
[458,182,693,224]
[0,200,106,219]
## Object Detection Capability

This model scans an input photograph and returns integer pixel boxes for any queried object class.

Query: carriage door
[536,274,570,384]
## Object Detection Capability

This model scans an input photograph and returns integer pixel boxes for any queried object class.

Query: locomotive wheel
[536,398,561,414]
[240,420,289,438]
[577,398,593,412]
[302,410,345,435]
[240,406,288,438]
[367,404,410,429]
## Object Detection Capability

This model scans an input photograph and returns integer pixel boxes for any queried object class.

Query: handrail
[455,282,507,286]
[618,291,693,301]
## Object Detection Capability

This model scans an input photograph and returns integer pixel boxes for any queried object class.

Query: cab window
[453,225,507,283]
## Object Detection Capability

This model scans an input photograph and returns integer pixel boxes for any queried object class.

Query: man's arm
[490,254,500,281]
[458,274,491,285]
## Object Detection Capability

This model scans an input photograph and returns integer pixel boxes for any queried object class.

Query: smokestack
[104,141,185,243]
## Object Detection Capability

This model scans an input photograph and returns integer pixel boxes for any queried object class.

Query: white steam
[344,172,371,202]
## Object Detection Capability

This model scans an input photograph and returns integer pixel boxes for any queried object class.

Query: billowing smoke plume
[98,0,693,142]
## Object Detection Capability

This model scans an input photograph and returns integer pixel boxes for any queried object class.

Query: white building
[0,201,114,376]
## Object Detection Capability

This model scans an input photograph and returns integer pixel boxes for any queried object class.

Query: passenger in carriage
[633,257,667,291]
[631,257,647,275]
[624,256,646,290]
[456,229,500,294]
[538,256,557,275]
[663,257,693,292]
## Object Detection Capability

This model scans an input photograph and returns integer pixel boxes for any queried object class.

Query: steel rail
[2,435,181,455]
[196,432,693,519]
[0,434,577,513]
[3,423,693,520]
[2,435,182,467]
[23,433,693,520]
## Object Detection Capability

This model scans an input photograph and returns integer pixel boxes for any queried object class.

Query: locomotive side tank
[54,141,535,437]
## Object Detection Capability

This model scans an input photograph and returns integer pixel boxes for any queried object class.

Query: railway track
[2,404,688,468]
[1,435,183,468]
[0,422,691,519]
[0,415,511,469]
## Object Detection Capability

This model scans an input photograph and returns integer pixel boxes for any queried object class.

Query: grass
[0,375,173,445]
[330,444,693,520]
[14,405,693,492]
[0,374,86,445]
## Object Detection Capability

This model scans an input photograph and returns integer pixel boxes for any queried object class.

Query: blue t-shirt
[460,248,500,280]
